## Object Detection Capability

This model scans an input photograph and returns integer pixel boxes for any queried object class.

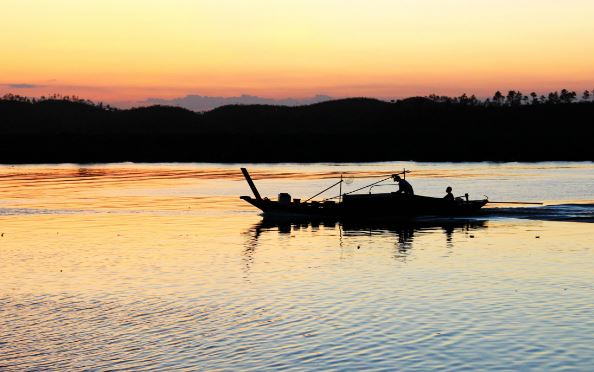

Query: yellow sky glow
[1,0,594,102]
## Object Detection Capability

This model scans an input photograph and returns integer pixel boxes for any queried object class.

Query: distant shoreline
[2,160,594,166]
[1,96,593,163]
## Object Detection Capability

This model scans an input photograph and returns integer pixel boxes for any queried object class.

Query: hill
[0,96,592,163]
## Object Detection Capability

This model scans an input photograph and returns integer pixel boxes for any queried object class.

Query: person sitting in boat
[393,174,414,195]
[444,186,455,201]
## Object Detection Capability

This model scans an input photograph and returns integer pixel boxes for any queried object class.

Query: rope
[323,176,393,201]
[304,180,343,202]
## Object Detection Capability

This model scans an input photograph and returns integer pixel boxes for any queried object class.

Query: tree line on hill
[3,88,594,109]
[0,91,593,163]
[427,89,592,106]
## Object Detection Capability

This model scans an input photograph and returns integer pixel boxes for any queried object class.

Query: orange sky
[1,0,594,104]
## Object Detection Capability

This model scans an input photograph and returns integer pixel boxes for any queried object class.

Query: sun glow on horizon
[2,0,594,103]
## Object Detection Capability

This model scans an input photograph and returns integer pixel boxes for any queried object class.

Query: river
[1,162,593,370]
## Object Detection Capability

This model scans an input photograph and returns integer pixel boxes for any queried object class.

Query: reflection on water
[245,218,488,265]
[1,162,593,370]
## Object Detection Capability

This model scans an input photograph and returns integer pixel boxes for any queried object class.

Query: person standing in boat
[444,186,455,201]
[393,174,414,195]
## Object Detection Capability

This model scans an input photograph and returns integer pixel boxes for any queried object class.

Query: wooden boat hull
[241,192,488,219]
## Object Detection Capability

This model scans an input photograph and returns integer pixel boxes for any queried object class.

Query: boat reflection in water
[243,216,488,266]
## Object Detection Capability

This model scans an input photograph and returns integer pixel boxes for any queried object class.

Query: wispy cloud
[2,83,43,89]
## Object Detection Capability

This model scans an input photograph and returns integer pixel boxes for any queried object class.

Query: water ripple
[1,163,593,370]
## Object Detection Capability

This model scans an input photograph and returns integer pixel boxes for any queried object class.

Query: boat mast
[339,174,343,204]
[240,168,262,201]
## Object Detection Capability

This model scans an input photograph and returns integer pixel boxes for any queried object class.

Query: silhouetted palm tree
[560,89,577,104]
[493,91,504,106]
[506,90,523,106]
[548,91,560,104]
[458,93,469,105]
[530,92,539,104]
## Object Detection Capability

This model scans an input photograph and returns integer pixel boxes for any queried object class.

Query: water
[1,162,593,370]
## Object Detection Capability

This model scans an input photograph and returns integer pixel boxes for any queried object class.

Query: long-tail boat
[240,168,489,219]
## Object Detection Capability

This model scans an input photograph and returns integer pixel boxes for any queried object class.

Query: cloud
[3,83,43,89]
[140,94,333,111]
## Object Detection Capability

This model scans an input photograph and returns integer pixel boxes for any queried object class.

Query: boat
[239,168,489,219]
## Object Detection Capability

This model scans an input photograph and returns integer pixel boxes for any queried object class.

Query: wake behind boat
[240,168,489,219]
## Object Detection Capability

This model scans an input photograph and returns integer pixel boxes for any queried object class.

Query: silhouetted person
[444,186,454,201]
[393,175,414,195]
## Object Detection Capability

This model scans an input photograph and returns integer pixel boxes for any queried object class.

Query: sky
[1,0,594,105]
